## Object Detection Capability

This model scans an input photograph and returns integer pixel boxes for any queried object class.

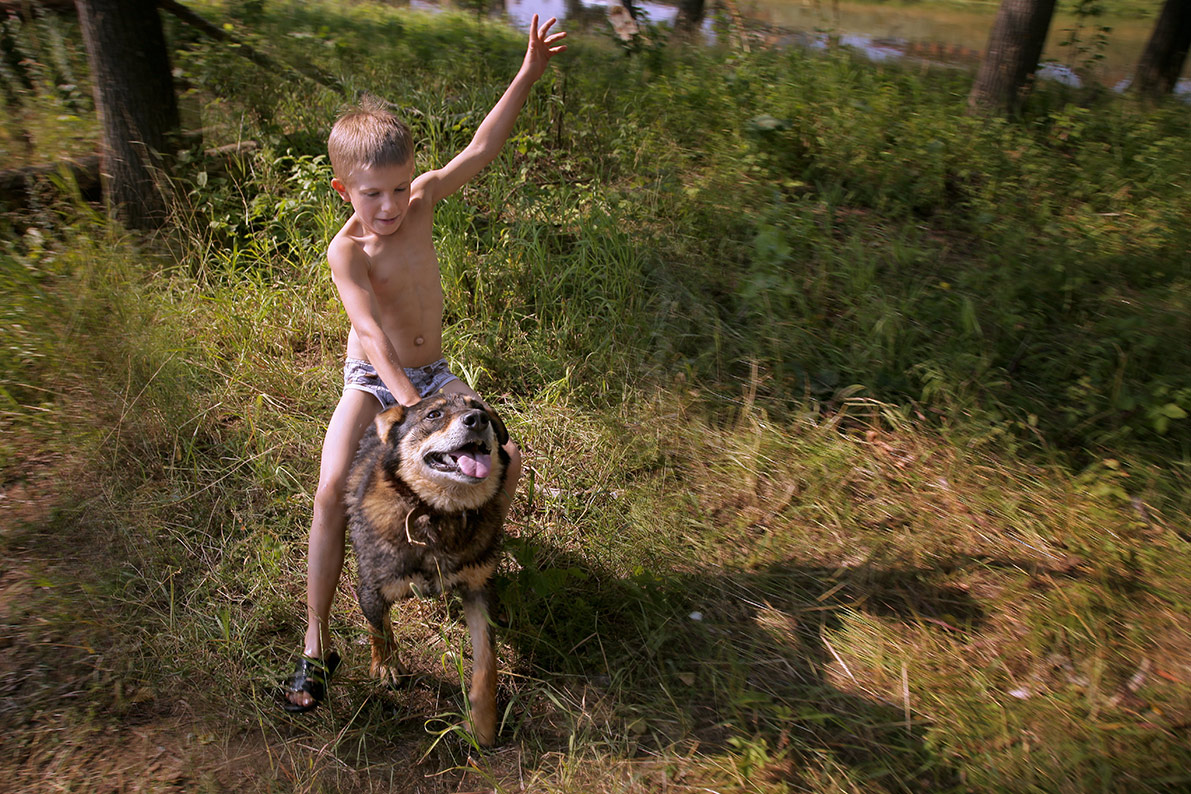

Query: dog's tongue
[455,449,491,479]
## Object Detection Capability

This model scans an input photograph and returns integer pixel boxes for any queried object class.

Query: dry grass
[3,3,1191,791]
[4,361,1188,792]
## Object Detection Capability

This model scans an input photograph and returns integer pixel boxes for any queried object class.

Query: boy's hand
[397,388,423,408]
[522,14,567,82]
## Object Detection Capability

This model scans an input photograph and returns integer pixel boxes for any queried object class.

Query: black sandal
[281,651,341,713]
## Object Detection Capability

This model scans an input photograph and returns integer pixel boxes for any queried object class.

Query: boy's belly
[346,323,443,369]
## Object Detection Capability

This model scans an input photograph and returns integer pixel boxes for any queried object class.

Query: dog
[345,392,510,746]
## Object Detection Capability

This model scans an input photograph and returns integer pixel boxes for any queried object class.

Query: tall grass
[2,2,1190,792]
[0,5,94,167]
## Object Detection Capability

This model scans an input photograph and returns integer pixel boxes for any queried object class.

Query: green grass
[2,2,1190,792]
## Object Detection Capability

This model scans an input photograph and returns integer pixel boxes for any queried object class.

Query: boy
[283,15,567,712]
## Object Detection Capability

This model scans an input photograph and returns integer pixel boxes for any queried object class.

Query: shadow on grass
[493,538,1039,791]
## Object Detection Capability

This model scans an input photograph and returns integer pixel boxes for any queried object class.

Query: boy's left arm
[418,14,566,202]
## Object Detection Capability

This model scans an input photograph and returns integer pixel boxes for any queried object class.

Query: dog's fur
[346,393,510,746]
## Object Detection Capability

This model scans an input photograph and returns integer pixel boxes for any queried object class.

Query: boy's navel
[415,336,425,346]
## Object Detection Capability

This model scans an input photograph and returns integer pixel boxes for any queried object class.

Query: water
[506,0,689,29]
[410,0,715,33]
[410,0,1189,93]
[737,0,1178,86]
[411,0,697,28]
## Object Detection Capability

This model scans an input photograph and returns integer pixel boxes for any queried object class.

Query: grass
[2,1,1191,792]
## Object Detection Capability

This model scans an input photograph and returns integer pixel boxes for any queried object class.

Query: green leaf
[1160,403,1187,420]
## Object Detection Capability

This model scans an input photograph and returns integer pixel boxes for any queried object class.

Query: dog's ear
[483,402,509,446]
[374,404,407,445]
[489,408,509,447]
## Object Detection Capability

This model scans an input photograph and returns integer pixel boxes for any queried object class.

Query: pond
[412,0,1187,92]
[737,0,1177,88]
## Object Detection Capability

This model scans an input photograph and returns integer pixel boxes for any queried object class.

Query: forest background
[1,0,1189,791]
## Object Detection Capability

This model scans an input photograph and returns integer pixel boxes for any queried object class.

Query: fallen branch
[1,0,345,95]
[157,0,346,95]
[606,1,640,42]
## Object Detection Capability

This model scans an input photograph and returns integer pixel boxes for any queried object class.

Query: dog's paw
[371,659,413,688]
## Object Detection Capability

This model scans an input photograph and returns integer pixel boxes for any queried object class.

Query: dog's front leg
[359,587,408,686]
[462,588,497,746]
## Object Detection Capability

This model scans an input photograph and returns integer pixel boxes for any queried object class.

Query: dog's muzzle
[423,411,495,480]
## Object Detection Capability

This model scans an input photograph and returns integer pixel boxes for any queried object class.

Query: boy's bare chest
[364,230,441,307]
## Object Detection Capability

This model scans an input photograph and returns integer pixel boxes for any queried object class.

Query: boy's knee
[501,441,522,504]
[504,441,522,480]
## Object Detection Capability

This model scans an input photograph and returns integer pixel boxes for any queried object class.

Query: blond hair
[327,96,414,182]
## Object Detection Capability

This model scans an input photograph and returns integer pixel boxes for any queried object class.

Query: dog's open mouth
[425,442,492,479]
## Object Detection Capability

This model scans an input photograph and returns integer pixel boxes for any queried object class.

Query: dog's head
[373,393,509,512]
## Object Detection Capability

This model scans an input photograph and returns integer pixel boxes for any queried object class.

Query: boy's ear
[331,177,351,203]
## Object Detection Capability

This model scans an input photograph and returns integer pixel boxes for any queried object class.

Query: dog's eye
[426,410,442,420]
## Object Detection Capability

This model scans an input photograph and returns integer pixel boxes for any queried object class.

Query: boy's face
[332,159,415,236]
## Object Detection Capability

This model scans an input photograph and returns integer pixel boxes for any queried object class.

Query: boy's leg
[440,380,521,520]
[287,388,381,709]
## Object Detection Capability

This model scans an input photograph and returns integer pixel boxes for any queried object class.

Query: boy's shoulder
[327,221,370,271]
[410,166,452,206]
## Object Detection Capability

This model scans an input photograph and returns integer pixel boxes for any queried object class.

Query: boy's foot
[281,651,341,712]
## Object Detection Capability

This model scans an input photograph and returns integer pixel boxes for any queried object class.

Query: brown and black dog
[346,393,510,746]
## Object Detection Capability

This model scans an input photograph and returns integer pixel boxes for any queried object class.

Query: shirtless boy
[283,15,567,712]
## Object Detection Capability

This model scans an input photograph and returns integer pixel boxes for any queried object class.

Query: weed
[3,2,1190,792]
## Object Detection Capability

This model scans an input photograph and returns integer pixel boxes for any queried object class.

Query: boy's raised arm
[419,14,566,203]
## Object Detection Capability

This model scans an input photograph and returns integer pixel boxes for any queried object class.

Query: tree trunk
[76,0,179,230]
[1134,0,1191,99]
[967,0,1058,116]
[676,0,706,32]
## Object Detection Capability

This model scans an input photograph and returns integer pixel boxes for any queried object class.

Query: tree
[76,0,179,230]
[967,0,1058,115]
[1134,0,1191,99]
[675,0,706,32]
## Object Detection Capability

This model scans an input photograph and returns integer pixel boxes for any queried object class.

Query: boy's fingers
[538,17,557,39]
